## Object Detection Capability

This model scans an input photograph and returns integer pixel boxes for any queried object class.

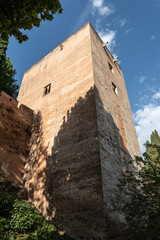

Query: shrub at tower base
[0,186,72,240]
[117,130,160,240]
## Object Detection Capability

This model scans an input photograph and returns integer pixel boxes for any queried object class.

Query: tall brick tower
[18,23,141,239]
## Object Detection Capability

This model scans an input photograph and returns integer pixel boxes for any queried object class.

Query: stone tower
[18,23,141,239]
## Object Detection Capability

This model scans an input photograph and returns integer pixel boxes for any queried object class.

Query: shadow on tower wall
[24,87,133,240]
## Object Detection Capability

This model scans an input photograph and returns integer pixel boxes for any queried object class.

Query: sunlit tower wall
[18,22,141,240]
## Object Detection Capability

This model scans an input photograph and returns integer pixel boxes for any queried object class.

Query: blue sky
[7,0,160,152]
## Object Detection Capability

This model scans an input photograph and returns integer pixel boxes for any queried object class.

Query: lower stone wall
[0,91,33,185]
[0,89,129,239]
[95,87,127,239]
[24,88,107,239]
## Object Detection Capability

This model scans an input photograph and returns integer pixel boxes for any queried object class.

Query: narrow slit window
[43,83,51,96]
[112,82,118,95]
[108,62,114,73]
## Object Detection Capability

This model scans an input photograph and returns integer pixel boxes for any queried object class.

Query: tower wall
[18,23,107,239]
[17,23,141,239]
[90,25,141,238]
[18,23,94,153]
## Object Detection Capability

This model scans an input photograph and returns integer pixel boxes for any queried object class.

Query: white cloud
[139,94,149,102]
[134,104,160,153]
[134,89,160,153]
[145,84,156,93]
[153,90,160,99]
[99,6,112,16]
[92,0,103,8]
[124,28,133,34]
[119,19,126,27]
[138,75,146,84]
[150,35,156,40]
[98,29,117,51]
[90,0,114,16]
[90,0,116,53]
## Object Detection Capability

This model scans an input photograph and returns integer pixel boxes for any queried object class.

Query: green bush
[0,189,15,217]
[24,223,72,240]
[35,223,62,240]
[0,189,72,239]
[10,200,43,233]
[24,223,62,240]
[0,217,12,240]
[0,217,5,236]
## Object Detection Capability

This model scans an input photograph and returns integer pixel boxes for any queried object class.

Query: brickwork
[0,91,33,185]
[17,23,141,239]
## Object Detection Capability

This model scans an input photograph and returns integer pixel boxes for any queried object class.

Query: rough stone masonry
[17,23,141,239]
[0,91,33,185]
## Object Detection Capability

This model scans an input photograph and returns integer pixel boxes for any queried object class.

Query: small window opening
[112,82,118,95]
[43,83,51,96]
[108,62,114,73]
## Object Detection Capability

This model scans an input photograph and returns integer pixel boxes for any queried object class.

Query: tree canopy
[0,1,62,96]
[117,130,160,240]
[0,35,19,98]
[0,0,63,43]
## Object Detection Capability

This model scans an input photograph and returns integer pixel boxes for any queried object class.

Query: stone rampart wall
[0,91,33,185]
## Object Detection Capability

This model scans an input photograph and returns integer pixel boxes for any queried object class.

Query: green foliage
[145,130,160,177]
[0,217,14,240]
[0,57,19,98]
[35,223,60,240]
[0,189,15,218]
[117,130,160,240]
[0,0,63,43]
[0,36,7,61]
[24,223,62,240]
[10,199,43,233]
[0,35,19,98]
[0,188,72,240]
[0,218,7,235]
